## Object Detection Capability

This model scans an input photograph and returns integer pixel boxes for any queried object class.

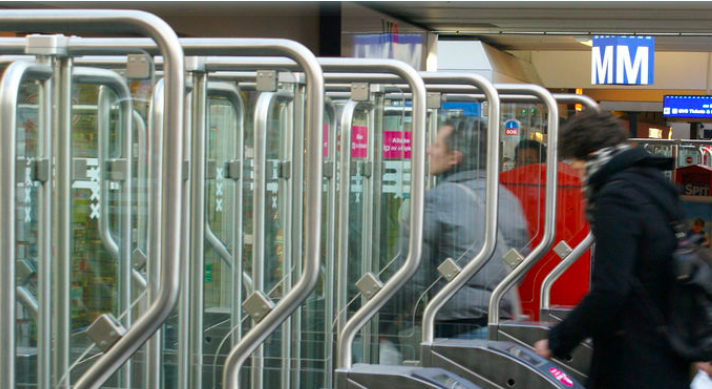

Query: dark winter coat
[548,147,690,389]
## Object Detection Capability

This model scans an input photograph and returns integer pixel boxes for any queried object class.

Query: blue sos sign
[592,36,655,85]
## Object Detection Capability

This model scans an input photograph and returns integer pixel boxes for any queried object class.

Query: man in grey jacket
[395,117,530,339]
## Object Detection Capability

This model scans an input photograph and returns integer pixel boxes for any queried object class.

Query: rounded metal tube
[207,81,246,345]
[0,61,53,389]
[537,94,600,312]
[417,73,501,343]
[219,40,324,389]
[0,10,190,389]
[334,100,358,335]
[488,84,560,326]
[332,59,427,370]
[540,233,595,311]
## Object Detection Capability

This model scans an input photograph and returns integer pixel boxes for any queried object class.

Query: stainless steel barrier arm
[417,73,502,343]
[0,60,53,389]
[538,94,600,313]
[206,81,246,346]
[219,40,324,389]
[540,233,595,311]
[334,99,360,335]
[80,67,134,388]
[488,84,560,327]
[0,10,184,389]
[331,59,427,371]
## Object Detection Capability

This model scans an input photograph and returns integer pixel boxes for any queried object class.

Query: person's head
[515,139,546,167]
[427,117,487,175]
[693,218,705,232]
[558,110,628,178]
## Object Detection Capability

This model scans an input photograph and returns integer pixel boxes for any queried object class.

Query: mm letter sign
[591,36,655,85]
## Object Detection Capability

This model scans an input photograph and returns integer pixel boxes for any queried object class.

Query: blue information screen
[663,95,712,118]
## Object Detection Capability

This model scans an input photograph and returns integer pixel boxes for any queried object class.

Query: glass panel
[15,77,41,388]
[202,92,242,389]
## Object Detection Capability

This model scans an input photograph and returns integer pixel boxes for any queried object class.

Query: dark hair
[515,139,546,162]
[695,218,705,227]
[441,117,488,171]
[558,110,628,160]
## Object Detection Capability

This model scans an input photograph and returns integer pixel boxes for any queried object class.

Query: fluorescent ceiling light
[575,37,593,47]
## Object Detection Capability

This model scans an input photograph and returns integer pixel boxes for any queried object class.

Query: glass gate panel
[15,76,41,388]
[201,90,244,389]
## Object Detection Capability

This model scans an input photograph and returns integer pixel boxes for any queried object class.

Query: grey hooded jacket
[395,170,530,322]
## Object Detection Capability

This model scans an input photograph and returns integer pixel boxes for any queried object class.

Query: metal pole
[177,81,190,389]
[134,109,149,263]
[333,59,426,371]
[251,90,293,389]
[188,62,208,389]
[540,233,595,311]
[82,67,136,387]
[290,80,306,389]
[335,101,357,335]
[221,40,323,389]
[323,98,337,389]
[488,84,560,327]
[205,81,245,348]
[279,93,294,389]
[36,56,54,389]
[0,10,185,389]
[417,73,501,344]
[361,104,376,363]
[54,55,73,389]
[0,61,52,389]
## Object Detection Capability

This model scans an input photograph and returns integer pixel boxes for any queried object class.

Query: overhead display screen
[663,95,712,118]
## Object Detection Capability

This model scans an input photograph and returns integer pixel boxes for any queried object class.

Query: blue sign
[503,119,520,136]
[663,95,712,118]
[592,36,655,85]
[440,102,480,117]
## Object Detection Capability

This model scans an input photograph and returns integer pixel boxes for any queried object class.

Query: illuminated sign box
[663,95,712,119]
[592,36,655,85]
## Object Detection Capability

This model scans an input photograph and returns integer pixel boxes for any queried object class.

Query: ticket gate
[336,365,482,389]
[483,94,600,385]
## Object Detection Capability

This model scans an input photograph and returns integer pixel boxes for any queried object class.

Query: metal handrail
[16,286,39,318]
[540,233,595,311]
[200,40,323,389]
[334,99,375,335]
[325,59,426,371]
[79,67,134,387]
[251,89,294,389]
[323,96,337,388]
[538,94,600,313]
[206,81,246,347]
[418,73,501,343]
[0,10,185,389]
[488,84,560,327]
[0,60,53,389]
[90,38,322,389]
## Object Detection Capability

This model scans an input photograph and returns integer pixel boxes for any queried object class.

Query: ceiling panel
[363,1,712,51]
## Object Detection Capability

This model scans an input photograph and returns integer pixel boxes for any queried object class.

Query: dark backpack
[633,189,712,362]
[663,223,712,361]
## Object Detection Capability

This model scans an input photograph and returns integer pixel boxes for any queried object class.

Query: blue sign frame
[592,35,655,85]
[663,95,712,119]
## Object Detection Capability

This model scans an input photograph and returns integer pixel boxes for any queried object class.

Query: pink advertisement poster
[351,125,368,158]
[324,123,329,157]
[383,131,412,159]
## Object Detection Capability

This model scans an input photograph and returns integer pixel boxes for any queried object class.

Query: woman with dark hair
[534,110,690,388]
